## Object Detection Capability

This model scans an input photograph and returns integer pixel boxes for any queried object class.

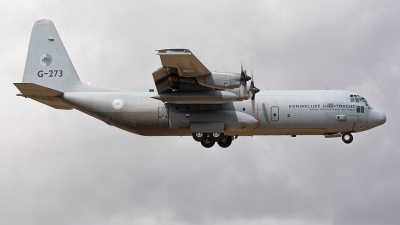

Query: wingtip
[156,49,192,55]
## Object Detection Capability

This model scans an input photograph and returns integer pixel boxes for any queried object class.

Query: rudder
[22,19,84,92]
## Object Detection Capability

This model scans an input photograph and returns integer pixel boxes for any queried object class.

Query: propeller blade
[240,64,251,82]
[249,69,259,101]
[252,98,255,114]
[250,69,256,113]
[250,87,260,100]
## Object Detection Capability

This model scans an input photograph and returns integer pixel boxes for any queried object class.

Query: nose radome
[368,109,386,129]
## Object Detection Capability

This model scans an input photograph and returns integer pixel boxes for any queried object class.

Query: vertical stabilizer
[22,19,84,92]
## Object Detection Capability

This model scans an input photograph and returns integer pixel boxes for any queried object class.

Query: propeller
[249,70,260,100]
[240,63,251,100]
[249,70,260,114]
[240,63,251,83]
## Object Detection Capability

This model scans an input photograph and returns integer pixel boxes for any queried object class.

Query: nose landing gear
[341,132,353,144]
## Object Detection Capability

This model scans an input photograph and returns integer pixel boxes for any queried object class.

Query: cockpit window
[350,95,369,106]
[350,95,360,102]
[360,97,369,106]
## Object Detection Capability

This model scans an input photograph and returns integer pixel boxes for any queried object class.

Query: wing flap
[152,67,214,94]
[153,49,220,95]
[152,67,171,94]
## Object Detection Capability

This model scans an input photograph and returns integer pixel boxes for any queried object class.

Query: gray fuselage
[60,89,379,137]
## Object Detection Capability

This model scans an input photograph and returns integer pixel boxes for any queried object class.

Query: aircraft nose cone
[368,109,386,129]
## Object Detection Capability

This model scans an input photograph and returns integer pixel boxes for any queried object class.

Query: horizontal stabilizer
[14,83,72,110]
[14,83,63,96]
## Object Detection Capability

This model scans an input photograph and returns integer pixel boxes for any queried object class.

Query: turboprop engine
[195,72,241,90]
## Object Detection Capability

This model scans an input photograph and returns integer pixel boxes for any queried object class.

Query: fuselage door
[355,105,368,131]
[271,106,279,121]
[158,106,169,128]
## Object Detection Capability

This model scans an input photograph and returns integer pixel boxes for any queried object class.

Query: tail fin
[21,19,83,92]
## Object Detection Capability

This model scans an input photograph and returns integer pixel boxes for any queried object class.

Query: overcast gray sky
[1,0,399,224]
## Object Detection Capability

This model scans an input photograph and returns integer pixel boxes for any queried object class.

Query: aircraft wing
[153,49,214,94]
[156,49,211,77]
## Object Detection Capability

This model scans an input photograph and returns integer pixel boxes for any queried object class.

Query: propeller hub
[240,75,251,82]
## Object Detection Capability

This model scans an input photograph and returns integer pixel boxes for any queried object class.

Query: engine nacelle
[195,72,241,90]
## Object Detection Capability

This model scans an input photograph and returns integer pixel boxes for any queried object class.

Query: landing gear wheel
[201,138,215,148]
[218,136,232,148]
[192,133,206,142]
[210,133,224,142]
[342,132,353,144]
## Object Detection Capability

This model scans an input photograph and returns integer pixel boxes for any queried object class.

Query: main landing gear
[341,132,353,144]
[192,133,233,148]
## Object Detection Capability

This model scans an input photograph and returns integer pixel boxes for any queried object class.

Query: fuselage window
[357,106,365,113]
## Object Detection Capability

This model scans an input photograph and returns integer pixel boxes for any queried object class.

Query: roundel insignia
[40,54,52,67]
[112,99,123,110]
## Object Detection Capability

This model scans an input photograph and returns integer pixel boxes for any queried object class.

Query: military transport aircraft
[15,20,386,148]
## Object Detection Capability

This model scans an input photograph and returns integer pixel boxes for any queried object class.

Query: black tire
[192,133,206,142]
[210,132,224,142]
[201,138,215,148]
[342,132,353,144]
[218,136,232,148]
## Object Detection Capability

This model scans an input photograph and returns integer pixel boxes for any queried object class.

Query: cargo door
[158,106,169,128]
